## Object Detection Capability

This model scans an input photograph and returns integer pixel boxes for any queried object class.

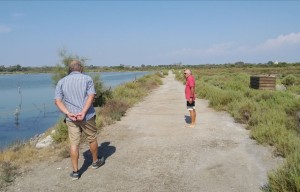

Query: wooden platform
[250,75,276,90]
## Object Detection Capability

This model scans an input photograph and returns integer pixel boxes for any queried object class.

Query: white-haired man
[54,60,104,180]
[184,69,196,128]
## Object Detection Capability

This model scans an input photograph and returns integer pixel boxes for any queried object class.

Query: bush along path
[4,71,282,192]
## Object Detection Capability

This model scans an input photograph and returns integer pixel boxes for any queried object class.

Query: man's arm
[191,86,195,98]
[54,99,77,121]
[189,86,195,103]
[76,94,95,121]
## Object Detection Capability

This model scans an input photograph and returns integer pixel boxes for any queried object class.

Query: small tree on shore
[52,48,87,86]
[52,48,111,107]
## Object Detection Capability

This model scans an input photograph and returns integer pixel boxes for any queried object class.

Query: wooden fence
[250,75,276,90]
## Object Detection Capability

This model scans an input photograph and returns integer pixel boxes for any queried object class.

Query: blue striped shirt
[54,71,96,121]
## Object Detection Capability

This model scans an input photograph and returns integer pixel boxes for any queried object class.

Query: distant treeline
[1,61,299,73]
[0,64,161,73]
[0,65,54,73]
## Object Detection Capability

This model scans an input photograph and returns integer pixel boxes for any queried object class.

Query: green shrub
[51,119,68,143]
[92,74,112,107]
[0,161,17,184]
[204,86,243,111]
[287,85,300,94]
[224,73,250,91]
[113,84,144,106]
[113,73,162,107]
[228,98,257,124]
[281,74,297,86]
[100,99,130,121]
[268,151,300,192]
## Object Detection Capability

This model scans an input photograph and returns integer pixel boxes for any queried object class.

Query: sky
[1,1,300,67]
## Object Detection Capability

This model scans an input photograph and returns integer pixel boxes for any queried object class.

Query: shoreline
[0,71,151,150]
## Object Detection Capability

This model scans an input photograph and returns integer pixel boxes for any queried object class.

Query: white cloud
[165,32,300,63]
[0,25,12,33]
[256,32,300,51]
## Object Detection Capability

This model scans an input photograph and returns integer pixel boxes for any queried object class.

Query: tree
[52,48,87,85]
[0,65,5,72]
[52,48,111,107]
[235,61,245,65]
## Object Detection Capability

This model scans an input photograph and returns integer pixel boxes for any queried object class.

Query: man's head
[69,60,83,73]
[184,69,192,77]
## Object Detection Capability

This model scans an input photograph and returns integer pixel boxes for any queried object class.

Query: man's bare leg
[192,109,196,125]
[89,140,99,163]
[70,145,79,172]
[186,109,196,128]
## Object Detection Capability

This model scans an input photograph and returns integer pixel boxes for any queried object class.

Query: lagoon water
[0,71,149,149]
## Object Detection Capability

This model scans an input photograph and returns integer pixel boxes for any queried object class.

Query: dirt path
[4,72,282,192]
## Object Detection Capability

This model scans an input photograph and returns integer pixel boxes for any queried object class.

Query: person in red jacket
[184,69,196,128]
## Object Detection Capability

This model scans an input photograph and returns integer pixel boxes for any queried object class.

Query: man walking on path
[54,60,104,180]
[184,69,196,128]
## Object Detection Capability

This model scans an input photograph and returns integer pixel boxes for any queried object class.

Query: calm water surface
[0,71,149,149]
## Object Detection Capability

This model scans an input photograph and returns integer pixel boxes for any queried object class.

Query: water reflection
[14,86,22,128]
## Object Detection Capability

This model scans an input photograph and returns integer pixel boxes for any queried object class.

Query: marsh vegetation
[176,64,300,192]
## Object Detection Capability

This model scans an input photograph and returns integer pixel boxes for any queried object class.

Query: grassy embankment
[0,71,164,189]
[176,65,300,192]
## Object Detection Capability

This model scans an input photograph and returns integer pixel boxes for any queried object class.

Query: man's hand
[189,98,193,104]
[67,112,77,121]
[76,112,86,121]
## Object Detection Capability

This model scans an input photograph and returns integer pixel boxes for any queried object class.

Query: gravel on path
[4,71,282,192]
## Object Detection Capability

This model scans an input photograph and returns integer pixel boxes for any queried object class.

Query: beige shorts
[66,116,97,146]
